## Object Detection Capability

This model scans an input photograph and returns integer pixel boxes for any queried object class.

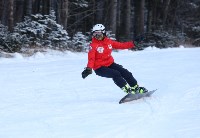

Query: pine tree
[14,10,71,50]
[0,24,9,51]
[0,24,22,52]
[14,15,47,47]
[41,10,71,49]
[71,31,89,52]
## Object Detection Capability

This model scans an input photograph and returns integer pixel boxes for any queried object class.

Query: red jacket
[87,37,134,70]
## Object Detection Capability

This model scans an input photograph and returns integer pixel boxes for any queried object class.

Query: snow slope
[0,47,200,138]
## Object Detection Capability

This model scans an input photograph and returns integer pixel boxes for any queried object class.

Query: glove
[82,67,92,79]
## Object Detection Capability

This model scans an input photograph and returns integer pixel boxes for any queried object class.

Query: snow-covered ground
[0,47,200,138]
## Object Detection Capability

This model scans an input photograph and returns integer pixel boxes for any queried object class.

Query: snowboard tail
[119,89,157,104]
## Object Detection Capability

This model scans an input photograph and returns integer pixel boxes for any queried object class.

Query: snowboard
[119,89,157,104]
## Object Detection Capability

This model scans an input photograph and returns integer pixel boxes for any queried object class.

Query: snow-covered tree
[106,31,116,40]
[0,24,8,39]
[14,15,47,47]
[40,10,71,49]
[71,32,90,52]
[0,24,22,52]
[14,10,71,50]
[0,24,9,52]
[4,33,23,52]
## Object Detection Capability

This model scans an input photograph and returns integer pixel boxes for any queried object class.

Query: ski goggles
[92,31,103,36]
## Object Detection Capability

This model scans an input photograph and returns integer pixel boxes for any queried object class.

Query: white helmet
[92,24,105,33]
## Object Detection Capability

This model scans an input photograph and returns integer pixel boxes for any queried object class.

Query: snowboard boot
[131,84,148,94]
[121,84,136,94]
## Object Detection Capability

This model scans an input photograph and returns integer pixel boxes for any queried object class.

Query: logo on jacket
[97,47,104,53]
[108,44,112,49]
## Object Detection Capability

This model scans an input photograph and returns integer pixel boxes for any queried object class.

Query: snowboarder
[82,24,147,95]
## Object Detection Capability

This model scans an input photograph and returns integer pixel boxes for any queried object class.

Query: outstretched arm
[111,40,135,49]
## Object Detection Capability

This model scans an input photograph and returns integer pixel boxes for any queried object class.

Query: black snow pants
[94,63,137,88]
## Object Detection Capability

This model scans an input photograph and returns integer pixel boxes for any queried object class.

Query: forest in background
[0,0,200,53]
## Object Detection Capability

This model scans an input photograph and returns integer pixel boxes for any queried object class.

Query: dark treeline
[0,0,200,49]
